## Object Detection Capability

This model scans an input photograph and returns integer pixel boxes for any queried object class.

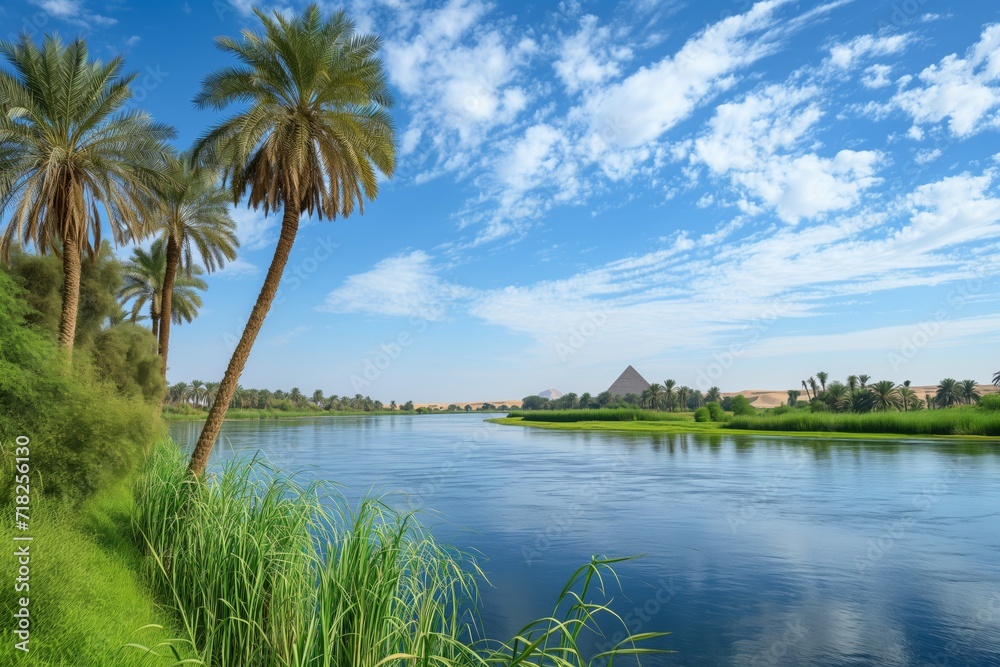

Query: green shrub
[979,393,1000,411]
[705,402,726,422]
[727,410,1000,436]
[730,395,755,416]
[0,270,163,503]
[771,405,791,415]
[694,407,710,422]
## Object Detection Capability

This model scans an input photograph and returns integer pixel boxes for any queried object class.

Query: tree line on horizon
[795,372,990,412]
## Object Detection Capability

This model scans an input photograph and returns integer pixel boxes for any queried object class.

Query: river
[169,413,1000,666]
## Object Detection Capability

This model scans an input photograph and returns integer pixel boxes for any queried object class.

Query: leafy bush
[0,271,163,503]
[91,323,165,401]
[979,393,1000,411]
[694,407,710,422]
[771,405,791,415]
[705,402,727,422]
[730,395,755,416]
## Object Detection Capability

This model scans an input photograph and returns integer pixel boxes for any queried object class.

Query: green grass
[134,442,665,667]
[728,408,1000,436]
[0,480,193,667]
[508,409,693,423]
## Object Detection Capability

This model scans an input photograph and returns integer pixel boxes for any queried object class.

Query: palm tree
[312,389,325,406]
[647,382,664,410]
[816,371,828,392]
[0,35,173,353]
[801,380,812,401]
[823,382,848,412]
[787,389,800,406]
[706,387,722,404]
[808,376,819,399]
[858,374,870,389]
[204,382,220,407]
[847,375,859,391]
[959,379,980,405]
[677,386,691,411]
[898,385,919,412]
[844,389,873,413]
[186,5,395,477]
[994,370,1000,387]
[640,387,656,409]
[935,378,960,408]
[154,152,238,378]
[190,380,205,407]
[119,239,207,340]
[389,400,396,411]
[169,382,189,404]
[663,380,677,411]
[869,380,901,412]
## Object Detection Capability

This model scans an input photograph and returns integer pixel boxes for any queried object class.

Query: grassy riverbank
[0,480,192,666]
[491,408,1000,440]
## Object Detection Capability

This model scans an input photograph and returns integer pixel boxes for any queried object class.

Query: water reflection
[169,415,1000,666]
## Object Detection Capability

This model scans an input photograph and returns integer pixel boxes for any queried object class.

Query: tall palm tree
[994,370,1000,387]
[935,378,960,408]
[154,152,238,378]
[647,382,664,410]
[808,376,819,400]
[844,389,873,413]
[787,389,800,406]
[869,380,901,412]
[959,379,980,405]
[801,380,812,401]
[119,239,207,340]
[0,35,174,353]
[169,382,189,404]
[816,371,828,392]
[847,375,859,391]
[663,379,677,412]
[186,5,395,477]
[706,386,722,404]
[204,381,220,408]
[858,374,870,389]
[311,389,324,406]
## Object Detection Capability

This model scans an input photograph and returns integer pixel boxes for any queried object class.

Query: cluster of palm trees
[640,380,721,411]
[792,373,984,412]
[1,6,395,476]
[167,382,405,413]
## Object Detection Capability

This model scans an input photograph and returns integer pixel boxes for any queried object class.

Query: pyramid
[606,365,651,397]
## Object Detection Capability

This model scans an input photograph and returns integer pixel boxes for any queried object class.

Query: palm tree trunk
[150,302,160,342]
[188,204,300,478]
[158,235,180,378]
[58,239,82,353]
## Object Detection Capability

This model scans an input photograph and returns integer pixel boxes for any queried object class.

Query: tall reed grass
[727,409,1000,436]
[509,409,691,423]
[133,443,664,666]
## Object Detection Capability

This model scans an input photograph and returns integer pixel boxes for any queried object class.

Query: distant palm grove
[521,373,996,413]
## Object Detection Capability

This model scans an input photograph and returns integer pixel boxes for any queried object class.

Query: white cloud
[914,148,941,165]
[580,0,794,151]
[320,251,471,320]
[553,15,632,94]
[125,35,141,47]
[230,207,279,252]
[861,64,893,88]
[828,33,909,69]
[216,257,260,278]
[469,172,1000,363]
[692,84,882,223]
[384,0,536,169]
[29,0,116,27]
[892,23,1000,137]
[268,326,309,348]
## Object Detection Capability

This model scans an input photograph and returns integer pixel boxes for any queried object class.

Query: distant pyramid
[538,388,563,399]
[606,365,650,397]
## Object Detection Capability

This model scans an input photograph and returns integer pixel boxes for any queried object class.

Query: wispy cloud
[320,251,472,320]
[29,0,116,28]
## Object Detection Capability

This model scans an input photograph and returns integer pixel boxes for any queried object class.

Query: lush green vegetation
[0,259,164,502]
[509,408,692,423]
[166,383,413,415]
[728,406,1000,436]
[520,380,722,412]
[134,443,662,667]
[0,481,191,666]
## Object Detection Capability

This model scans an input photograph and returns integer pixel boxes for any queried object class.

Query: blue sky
[5,0,1000,402]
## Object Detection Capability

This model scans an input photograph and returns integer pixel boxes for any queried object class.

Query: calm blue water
[169,414,1000,666]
